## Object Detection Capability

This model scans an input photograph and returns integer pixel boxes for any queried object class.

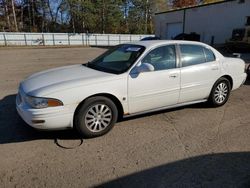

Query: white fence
[0,32,154,46]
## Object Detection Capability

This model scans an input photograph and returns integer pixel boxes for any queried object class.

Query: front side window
[141,45,176,71]
[180,44,206,67]
[88,44,145,74]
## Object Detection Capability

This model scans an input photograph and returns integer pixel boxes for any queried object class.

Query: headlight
[25,96,63,109]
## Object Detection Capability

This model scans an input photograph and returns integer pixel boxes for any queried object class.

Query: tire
[74,96,118,138]
[209,77,231,107]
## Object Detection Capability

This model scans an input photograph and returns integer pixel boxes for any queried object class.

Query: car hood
[20,64,114,96]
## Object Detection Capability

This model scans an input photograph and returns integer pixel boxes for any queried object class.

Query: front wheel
[209,78,231,107]
[74,96,118,138]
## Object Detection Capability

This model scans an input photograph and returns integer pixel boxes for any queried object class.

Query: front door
[128,45,181,114]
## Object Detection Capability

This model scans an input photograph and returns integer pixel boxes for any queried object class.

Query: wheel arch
[220,75,233,89]
[208,75,233,107]
[73,93,124,127]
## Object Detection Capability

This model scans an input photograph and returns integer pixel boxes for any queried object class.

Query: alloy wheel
[214,82,228,104]
[85,104,112,133]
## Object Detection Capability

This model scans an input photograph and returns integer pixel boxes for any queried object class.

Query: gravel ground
[0,47,250,188]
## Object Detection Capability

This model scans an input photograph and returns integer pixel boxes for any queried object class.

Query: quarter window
[203,47,216,62]
[180,44,206,67]
[141,45,176,71]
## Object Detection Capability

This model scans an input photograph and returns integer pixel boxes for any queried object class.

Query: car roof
[126,40,211,49]
[125,40,224,59]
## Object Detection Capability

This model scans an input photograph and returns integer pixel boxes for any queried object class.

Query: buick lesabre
[16,41,247,137]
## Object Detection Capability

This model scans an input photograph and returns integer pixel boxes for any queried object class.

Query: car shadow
[245,71,250,85]
[0,92,215,145]
[98,152,250,188]
[0,94,206,145]
[245,79,250,85]
[121,102,208,122]
[0,94,82,145]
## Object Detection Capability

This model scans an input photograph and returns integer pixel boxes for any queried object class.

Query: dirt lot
[0,47,250,188]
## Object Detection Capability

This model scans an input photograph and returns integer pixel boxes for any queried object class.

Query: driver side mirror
[131,63,155,74]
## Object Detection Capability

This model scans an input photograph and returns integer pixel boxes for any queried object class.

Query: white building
[154,0,250,45]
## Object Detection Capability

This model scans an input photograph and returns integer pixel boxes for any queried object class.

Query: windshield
[87,44,145,74]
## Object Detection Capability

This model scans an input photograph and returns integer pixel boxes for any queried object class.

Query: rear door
[179,44,220,103]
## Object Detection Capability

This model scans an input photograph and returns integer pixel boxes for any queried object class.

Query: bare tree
[20,2,24,30]
[11,0,18,31]
[41,1,47,32]
[2,0,11,30]
[27,0,32,31]
[31,0,35,27]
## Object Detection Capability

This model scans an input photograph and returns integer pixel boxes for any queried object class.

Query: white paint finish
[155,1,250,44]
[21,65,129,113]
[179,61,220,103]
[222,57,247,90]
[16,104,73,130]
[44,74,129,113]
[128,69,180,113]
[16,40,247,130]
[21,65,114,96]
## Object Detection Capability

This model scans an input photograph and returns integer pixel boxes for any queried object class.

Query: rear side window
[180,45,206,67]
[203,47,216,62]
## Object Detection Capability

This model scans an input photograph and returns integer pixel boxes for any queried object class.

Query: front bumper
[16,94,74,130]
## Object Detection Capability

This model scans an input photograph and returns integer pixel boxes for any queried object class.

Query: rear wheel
[209,78,231,107]
[74,96,118,138]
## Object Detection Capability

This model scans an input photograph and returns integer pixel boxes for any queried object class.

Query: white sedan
[16,41,247,137]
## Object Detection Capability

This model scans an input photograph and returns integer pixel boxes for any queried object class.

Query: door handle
[211,66,219,70]
[169,74,178,78]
